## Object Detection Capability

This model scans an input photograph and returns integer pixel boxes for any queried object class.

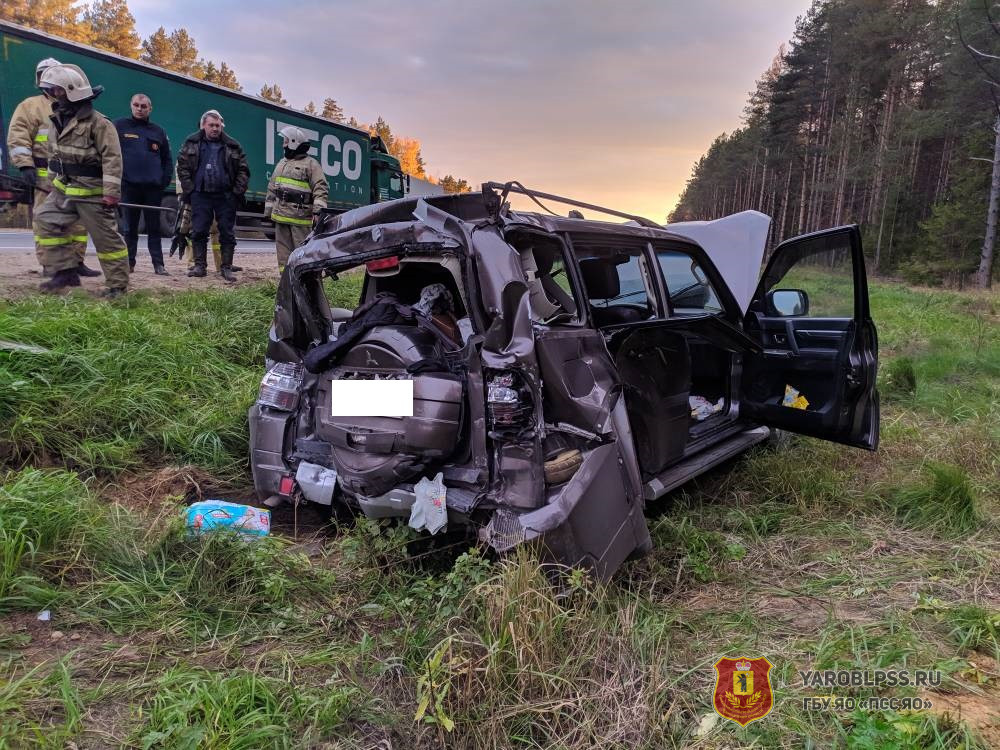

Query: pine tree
[0,0,30,26]
[321,98,344,122]
[215,62,241,91]
[168,28,199,75]
[141,27,173,67]
[259,84,287,105]
[4,0,92,43]
[200,60,219,83]
[371,116,394,151]
[440,175,470,194]
[303,101,317,115]
[84,0,140,58]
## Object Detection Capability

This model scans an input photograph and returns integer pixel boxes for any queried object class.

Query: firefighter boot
[77,263,102,278]
[219,244,237,283]
[187,240,208,277]
[40,267,81,293]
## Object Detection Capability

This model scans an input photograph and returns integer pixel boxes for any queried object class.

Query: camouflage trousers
[275,222,310,271]
[33,187,86,268]
[177,204,222,271]
[34,189,129,290]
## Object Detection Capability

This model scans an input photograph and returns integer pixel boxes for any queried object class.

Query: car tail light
[366,256,399,272]
[278,475,295,496]
[487,370,533,429]
[0,191,16,201]
[258,362,303,411]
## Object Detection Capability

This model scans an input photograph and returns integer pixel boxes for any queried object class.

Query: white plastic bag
[409,472,448,535]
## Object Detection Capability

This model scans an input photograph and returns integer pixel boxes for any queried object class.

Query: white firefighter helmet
[278,125,308,149]
[39,64,95,102]
[34,58,61,86]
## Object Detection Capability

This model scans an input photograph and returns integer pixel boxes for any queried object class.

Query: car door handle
[763,349,794,359]
[772,333,787,345]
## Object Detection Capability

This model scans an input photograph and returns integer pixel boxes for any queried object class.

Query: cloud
[127,0,806,216]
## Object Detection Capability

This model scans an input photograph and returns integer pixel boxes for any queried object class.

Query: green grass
[0,286,277,478]
[0,277,997,747]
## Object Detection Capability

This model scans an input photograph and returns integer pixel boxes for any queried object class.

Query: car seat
[579,258,648,326]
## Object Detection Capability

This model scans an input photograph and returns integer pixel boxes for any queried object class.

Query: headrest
[579,258,620,299]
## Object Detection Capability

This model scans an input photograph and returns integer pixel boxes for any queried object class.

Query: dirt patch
[0,611,121,670]
[104,465,247,510]
[0,247,279,299]
[923,689,1000,746]
[754,594,876,630]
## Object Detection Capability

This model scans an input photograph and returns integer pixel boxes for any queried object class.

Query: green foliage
[414,637,456,733]
[945,605,1000,659]
[439,175,471,194]
[650,515,746,582]
[258,83,287,106]
[669,0,998,285]
[891,462,982,536]
[882,356,917,400]
[0,469,107,610]
[134,666,371,749]
[840,710,986,749]
[910,129,994,286]
[136,668,291,749]
[0,468,338,636]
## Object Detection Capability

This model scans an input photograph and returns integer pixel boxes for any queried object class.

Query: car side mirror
[768,289,809,317]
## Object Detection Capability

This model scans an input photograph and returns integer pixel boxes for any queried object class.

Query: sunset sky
[128,0,809,220]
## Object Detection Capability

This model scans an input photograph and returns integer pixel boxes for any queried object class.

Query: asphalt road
[0,230,276,254]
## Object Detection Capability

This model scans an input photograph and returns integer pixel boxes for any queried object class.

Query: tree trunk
[779,167,791,243]
[977,116,1000,289]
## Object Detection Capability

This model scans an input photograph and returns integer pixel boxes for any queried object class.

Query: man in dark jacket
[175,109,249,281]
[114,93,172,274]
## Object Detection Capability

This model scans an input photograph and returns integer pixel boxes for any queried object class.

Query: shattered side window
[656,251,723,315]
[322,269,365,311]
[511,235,582,325]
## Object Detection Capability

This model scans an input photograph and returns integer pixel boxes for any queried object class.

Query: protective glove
[101,195,120,208]
[169,232,189,260]
[19,166,36,188]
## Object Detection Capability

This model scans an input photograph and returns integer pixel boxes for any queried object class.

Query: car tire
[543,449,582,485]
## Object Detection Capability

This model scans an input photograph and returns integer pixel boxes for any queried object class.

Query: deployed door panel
[741,226,879,450]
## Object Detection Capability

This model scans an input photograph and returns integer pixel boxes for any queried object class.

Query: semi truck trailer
[0,20,407,232]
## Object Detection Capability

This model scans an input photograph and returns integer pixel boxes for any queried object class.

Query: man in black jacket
[114,93,172,274]
[175,109,250,282]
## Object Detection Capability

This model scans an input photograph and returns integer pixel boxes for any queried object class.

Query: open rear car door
[740,226,879,450]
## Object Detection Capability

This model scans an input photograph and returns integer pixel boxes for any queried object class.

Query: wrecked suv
[250,182,879,580]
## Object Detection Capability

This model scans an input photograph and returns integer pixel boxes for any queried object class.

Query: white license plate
[330,380,413,417]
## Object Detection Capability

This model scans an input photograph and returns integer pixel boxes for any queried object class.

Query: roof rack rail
[482,181,662,229]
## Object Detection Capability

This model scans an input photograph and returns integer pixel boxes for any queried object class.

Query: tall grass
[0,286,278,477]
[0,469,338,637]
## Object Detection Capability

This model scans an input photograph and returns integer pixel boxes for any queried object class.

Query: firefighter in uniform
[5,58,99,278]
[33,65,130,296]
[265,125,328,271]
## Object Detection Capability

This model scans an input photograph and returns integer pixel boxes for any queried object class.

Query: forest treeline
[670,0,999,287]
[1,0,469,191]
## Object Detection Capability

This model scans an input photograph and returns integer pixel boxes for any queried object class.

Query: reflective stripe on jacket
[6,95,54,190]
[265,155,328,225]
[48,104,124,200]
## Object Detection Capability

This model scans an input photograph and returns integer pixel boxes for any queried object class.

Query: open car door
[740,226,879,450]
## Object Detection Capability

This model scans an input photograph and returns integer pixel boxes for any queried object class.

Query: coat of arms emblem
[712,656,774,726]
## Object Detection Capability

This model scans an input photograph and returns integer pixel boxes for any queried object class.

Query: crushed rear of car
[250,183,879,580]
